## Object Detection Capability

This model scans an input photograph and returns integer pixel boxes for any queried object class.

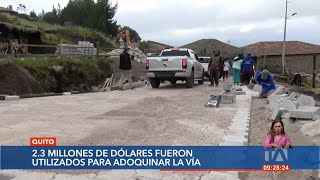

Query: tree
[59,0,119,37]
[42,5,59,24]
[119,26,141,43]
[30,10,38,19]
[38,9,45,21]
[139,41,149,53]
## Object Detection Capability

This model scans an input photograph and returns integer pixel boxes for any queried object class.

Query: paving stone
[289,107,320,120]
[282,118,295,125]
[221,99,234,104]
[12,172,55,180]
[0,170,26,177]
[297,94,316,107]
[135,170,167,179]
[162,172,203,180]
[219,141,243,146]
[133,82,140,88]
[4,96,20,101]
[231,119,249,125]
[228,124,248,131]
[222,135,247,143]
[54,173,96,180]
[287,92,299,101]
[279,100,297,111]
[230,121,249,126]
[301,120,320,137]
[232,116,250,120]
[201,172,239,180]
[111,85,119,91]
[221,94,236,101]
[271,108,285,120]
[268,94,281,109]
[123,84,130,90]
[253,84,262,93]
[0,174,13,180]
[94,170,136,180]
[226,129,249,137]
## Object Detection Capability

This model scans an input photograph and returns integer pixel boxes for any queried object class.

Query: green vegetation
[15,57,113,92]
[139,41,149,53]
[0,13,114,47]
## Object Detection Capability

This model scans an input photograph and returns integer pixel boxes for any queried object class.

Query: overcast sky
[2,0,320,47]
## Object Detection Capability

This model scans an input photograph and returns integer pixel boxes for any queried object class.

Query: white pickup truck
[146,48,205,88]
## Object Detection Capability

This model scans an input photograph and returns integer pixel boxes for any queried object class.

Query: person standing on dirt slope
[242,53,254,85]
[208,50,223,87]
[118,46,133,90]
[255,69,276,98]
[264,119,292,148]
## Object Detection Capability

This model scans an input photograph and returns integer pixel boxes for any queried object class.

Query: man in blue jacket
[242,53,254,85]
[255,70,276,98]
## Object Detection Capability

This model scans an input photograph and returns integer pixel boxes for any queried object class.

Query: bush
[16,57,113,92]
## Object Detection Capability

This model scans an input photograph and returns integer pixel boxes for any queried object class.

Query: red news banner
[30,137,56,146]
[262,164,290,172]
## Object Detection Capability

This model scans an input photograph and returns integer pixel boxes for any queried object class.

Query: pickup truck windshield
[160,50,190,57]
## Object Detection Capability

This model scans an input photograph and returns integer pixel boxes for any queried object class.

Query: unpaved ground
[240,98,319,180]
[0,81,235,147]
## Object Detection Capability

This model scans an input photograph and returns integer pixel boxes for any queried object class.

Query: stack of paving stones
[267,86,320,122]
[55,41,97,56]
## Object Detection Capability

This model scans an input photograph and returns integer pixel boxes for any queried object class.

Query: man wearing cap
[255,70,276,98]
[208,50,223,86]
[118,46,133,90]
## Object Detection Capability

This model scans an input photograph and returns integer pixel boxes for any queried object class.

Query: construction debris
[106,48,147,63]
[267,86,319,122]
[100,74,114,92]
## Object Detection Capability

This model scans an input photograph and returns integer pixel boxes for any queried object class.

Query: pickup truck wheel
[170,80,177,84]
[186,72,194,88]
[150,78,160,88]
[198,71,205,85]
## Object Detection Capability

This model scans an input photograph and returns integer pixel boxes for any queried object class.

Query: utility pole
[281,0,288,75]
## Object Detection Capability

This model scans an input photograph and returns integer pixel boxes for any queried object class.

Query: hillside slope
[181,39,242,58]
[0,13,114,50]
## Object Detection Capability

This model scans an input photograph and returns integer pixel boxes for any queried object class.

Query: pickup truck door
[190,51,201,77]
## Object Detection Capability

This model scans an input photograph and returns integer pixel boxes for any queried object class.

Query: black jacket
[119,50,132,70]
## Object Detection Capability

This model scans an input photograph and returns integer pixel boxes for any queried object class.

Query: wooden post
[10,39,14,60]
[96,41,100,58]
[59,36,62,58]
[312,54,316,88]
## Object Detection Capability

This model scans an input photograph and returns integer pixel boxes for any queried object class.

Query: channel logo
[265,148,288,162]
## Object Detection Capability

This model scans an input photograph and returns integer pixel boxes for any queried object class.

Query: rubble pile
[106,48,147,63]
[262,85,320,142]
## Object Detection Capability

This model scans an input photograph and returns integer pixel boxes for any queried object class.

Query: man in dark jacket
[208,50,223,86]
[118,46,133,89]
[241,53,254,85]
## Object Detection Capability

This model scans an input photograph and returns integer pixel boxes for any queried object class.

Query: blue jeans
[233,68,240,83]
